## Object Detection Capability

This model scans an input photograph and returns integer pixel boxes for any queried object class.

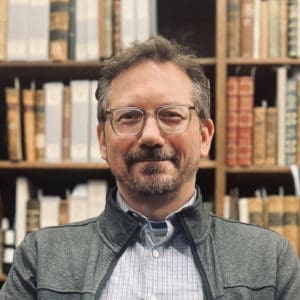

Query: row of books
[227,0,300,58]
[4,78,106,163]
[224,188,300,258]
[14,176,108,246]
[226,69,300,167]
[0,0,157,62]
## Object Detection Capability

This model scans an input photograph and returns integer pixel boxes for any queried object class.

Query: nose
[137,115,166,147]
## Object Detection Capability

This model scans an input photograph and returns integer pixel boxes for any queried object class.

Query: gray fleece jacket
[1,186,300,299]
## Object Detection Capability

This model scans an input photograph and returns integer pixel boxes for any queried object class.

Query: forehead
[109,61,193,108]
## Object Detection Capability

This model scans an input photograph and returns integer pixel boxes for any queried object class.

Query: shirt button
[152,249,159,258]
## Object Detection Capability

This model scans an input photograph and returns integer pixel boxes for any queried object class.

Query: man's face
[97,61,214,198]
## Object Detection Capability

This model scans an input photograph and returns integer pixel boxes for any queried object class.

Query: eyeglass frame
[104,104,196,136]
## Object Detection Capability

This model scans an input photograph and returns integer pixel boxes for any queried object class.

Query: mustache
[125,148,178,165]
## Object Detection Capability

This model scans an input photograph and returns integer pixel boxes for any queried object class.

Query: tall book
[136,0,151,42]
[253,104,267,165]
[35,89,45,161]
[265,107,277,165]
[266,195,284,235]
[49,0,70,61]
[104,0,114,57]
[279,0,288,57]
[276,66,287,166]
[113,0,121,55]
[297,78,300,165]
[248,197,265,226]
[86,0,99,60]
[26,198,40,234]
[62,86,71,161]
[69,184,88,222]
[226,76,239,166]
[285,78,298,165]
[6,0,29,60]
[227,0,241,57]
[287,0,297,57]
[22,88,36,161]
[87,180,107,218]
[39,194,60,228]
[68,0,76,60]
[237,76,254,166]
[260,0,269,58]
[99,0,105,57]
[44,82,64,162]
[253,0,260,59]
[70,80,90,162]
[121,0,136,49]
[0,0,8,60]
[268,0,280,58]
[75,0,87,60]
[238,197,249,223]
[5,80,22,161]
[240,0,254,57]
[59,199,69,225]
[283,196,299,256]
[28,0,50,61]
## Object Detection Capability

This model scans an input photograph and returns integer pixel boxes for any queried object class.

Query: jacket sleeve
[276,238,300,299]
[0,235,37,300]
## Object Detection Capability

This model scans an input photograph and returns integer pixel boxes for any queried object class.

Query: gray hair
[95,35,210,123]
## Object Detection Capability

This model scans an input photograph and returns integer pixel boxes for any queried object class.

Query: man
[1,36,300,299]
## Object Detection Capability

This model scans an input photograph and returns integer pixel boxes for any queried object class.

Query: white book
[121,0,136,49]
[297,0,300,57]
[69,184,88,222]
[276,66,287,166]
[15,177,30,246]
[6,0,29,60]
[27,0,49,61]
[104,0,113,57]
[86,0,99,60]
[75,0,87,60]
[70,80,90,162]
[150,0,157,36]
[44,82,64,162]
[253,0,260,59]
[87,180,107,218]
[238,198,249,223]
[39,195,60,228]
[136,0,151,42]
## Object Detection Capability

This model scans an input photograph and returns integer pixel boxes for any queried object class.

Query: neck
[117,182,196,220]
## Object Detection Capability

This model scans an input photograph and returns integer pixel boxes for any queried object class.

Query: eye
[159,109,185,122]
[115,110,143,123]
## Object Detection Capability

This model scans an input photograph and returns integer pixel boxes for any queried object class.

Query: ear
[97,123,107,161]
[200,119,214,158]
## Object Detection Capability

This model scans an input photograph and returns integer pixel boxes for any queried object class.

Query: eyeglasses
[105,105,196,136]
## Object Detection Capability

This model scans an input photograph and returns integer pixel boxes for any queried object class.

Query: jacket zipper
[178,215,214,300]
[94,225,141,299]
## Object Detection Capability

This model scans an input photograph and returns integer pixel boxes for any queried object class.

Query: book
[6,0,29,60]
[44,82,64,162]
[248,197,265,226]
[283,195,299,256]
[113,0,121,55]
[28,0,50,61]
[237,76,254,166]
[0,0,8,60]
[59,199,69,225]
[69,184,88,222]
[285,78,298,165]
[238,197,249,223]
[266,195,284,235]
[68,0,76,60]
[253,0,260,59]
[297,78,300,165]
[268,0,280,58]
[86,0,99,60]
[39,194,60,228]
[62,86,71,161]
[260,0,269,58]
[229,188,239,220]
[253,105,267,165]
[104,0,114,57]
[22,88,36,161]
[265,107,277,165]
[70,80,90,162]
[99,0,105,57]
[3,228,15,275]
[276,66,287,166]
[240,0,254,57]
[5,80,22,161]
[75,0,87,60]
[120,0,136,49]
[35,89,45,161]
[26,197,40,234]
[279,0,288,57]
[136,0,151,42]
[287,0,297,57]
[49,0,70,61]
[87,180,107,218]
[226,76,239,166]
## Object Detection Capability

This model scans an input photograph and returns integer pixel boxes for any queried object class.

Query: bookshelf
[1,0,300,282]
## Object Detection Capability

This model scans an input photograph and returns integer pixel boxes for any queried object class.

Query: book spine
[68,0,76,60]
[260,0,269,58]
[268,0,280,58]
[62,86,71,161]
[35,90,45,161]
[227,0,240,57]
[266,107,277,165]
[104,0,113,57]
[279,0,288,57]
[253,106,267,165]
[240,0,254,58]
[248,197,265,226]
[287,0,297,57]
[266,195,284,235]
[99,0,105,58]
[86,0,99,60]
[50,0,70,61]
[0,0,8,60]
[113,0,121,55]
[26,198,40,233]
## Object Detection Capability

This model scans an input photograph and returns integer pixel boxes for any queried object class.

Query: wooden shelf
[227,57,300,65]
[226,166,292,174]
